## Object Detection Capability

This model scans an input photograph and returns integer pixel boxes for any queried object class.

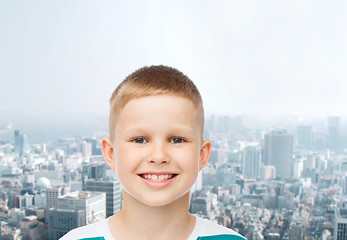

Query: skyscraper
[289,221,305,239]
[46,187,62,209]
[14,130,25,156]
[297,125,312,149]
[84,138,98,155]
[334,207,347,240]
[327,116,341,151]
[48,191,106,239]
[81,162,107,190]
[56,191,106,225]
[264,130,293,180]
[242,146,261,179]
[85,179,122,217]
[48,208,85,240]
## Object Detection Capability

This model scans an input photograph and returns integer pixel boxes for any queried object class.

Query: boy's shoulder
[59,218,113,240]
[188,216,246,240]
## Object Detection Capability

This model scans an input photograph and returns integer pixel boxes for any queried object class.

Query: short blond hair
[109,65,204,140]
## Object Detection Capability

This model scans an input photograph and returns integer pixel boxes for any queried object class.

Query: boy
[61,65,245,240]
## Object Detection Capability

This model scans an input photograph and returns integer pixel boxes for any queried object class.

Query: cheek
[115,145,143,173]
[114,148,141,190]
[175,148,200,171]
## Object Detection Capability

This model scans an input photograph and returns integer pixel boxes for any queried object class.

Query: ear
[102,137,116,171]
[199,140,211,171]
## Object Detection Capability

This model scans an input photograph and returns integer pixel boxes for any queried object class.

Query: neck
[110,190,195,240]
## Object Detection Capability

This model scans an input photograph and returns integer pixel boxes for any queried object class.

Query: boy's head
[102,65,211,207]
[109,65,204,141]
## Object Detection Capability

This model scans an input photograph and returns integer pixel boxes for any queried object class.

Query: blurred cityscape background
[1,0,347,239]
[0,114,346,239]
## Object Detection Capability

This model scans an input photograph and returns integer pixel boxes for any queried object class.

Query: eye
[132,138,147,144]
[169,137,185,144]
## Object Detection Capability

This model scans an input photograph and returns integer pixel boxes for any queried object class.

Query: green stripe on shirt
[78,237,105,240]
[77,234,246,240]
[197,234,246,240]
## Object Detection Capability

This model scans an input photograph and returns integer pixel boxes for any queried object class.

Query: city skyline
[1,113,346,239]
[1,113,346,145]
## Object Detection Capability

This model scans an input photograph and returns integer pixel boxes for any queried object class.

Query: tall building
[48,191,106,240]
[14,130,27,156]
[297,125,312,149]
[79,141,92,157]
[57,191,106,225]
[327,116,341,150]
[46,187,62,209]
[292,158,304,179]
[81,162,107,190]
[289,221,305,240]
[334,207,347,240]
[264,130,293,180]
[84,138,98,155]
[85,179,122,218]
[48,208,85,240]
[242,146,261,179]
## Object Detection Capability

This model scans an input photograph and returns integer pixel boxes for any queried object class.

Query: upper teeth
[142,174,173,181]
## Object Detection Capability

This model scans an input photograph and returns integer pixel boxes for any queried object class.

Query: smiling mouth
[138,173,178,182]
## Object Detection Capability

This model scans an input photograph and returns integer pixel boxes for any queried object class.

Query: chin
[140,195,179,207]
[142,191,191,208]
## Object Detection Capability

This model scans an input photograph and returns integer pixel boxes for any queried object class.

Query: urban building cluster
[0,115,346,240]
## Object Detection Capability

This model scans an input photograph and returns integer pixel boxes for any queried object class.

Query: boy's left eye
[169,138,185,144]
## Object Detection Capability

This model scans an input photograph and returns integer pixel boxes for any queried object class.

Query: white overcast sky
[1,0,347,124]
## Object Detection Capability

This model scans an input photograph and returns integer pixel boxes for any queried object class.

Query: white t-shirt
[60,215,246,240]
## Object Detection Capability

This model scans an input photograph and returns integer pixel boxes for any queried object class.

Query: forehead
[115,95,202,132]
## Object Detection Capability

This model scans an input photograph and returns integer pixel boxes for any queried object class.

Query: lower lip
[139,175,177,188]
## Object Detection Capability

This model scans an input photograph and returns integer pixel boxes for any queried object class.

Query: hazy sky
[1,0,347,125]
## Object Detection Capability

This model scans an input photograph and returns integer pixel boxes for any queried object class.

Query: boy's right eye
[132,138,147,144]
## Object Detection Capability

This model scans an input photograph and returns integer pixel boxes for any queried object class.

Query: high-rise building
[85,179,122,218]
[48,208,85,240]
[57,191,106,225]
[297,125,312,149]
[292,158,304,179]
[334,207,347,240]
[242,146,261,179]
[264,130,293,180]
[48,191,106,240]
[81,162,107,190]
[327,116,341,151]
[289,221,305,240]
[84,138,98,155]
[46,187,62,209]
[79,141,92,157]
[14,130,26,156]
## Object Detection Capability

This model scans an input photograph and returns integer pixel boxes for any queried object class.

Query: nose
[148,141,170,164]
